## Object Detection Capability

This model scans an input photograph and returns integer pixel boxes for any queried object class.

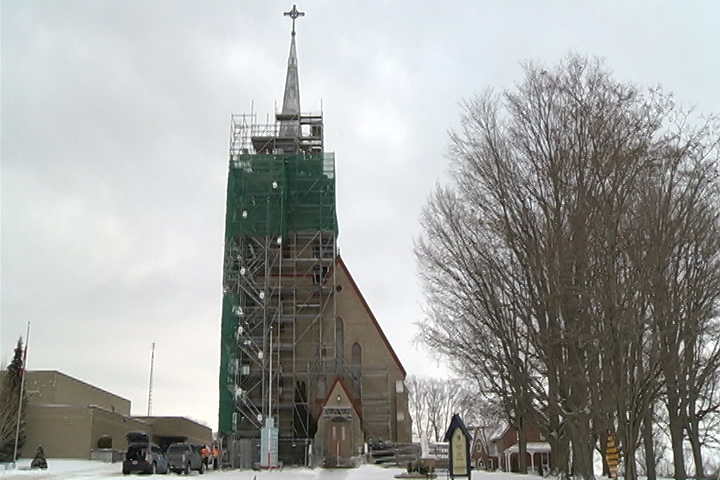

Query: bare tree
[407,375,430,441]
[416,54,720,480]
[406,376,492,444]
[634,116,720,480]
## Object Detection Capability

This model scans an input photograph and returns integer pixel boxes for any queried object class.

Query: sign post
[444,414,472,479]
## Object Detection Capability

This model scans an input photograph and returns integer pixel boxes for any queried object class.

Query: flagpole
[12,321,30,467]
[147,342,155,416]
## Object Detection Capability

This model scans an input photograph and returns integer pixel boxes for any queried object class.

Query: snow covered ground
[0,459,530,480]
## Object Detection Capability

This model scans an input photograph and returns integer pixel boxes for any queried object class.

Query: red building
[487,423,551,474]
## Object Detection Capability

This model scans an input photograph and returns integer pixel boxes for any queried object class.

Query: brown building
[14,370,212,459]
[217,6,412,467]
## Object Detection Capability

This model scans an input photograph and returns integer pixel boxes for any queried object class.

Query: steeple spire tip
[279,5,304,137]
[283,4,305,36]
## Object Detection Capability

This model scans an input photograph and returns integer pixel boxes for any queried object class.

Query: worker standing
[212,444,220,470]
[200,445,210,469]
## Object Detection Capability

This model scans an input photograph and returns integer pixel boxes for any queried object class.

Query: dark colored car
[122,431,169,475]
[166,442,204,475]
[191,444,210,470]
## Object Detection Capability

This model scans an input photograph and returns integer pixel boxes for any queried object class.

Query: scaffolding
[219,109,341,458]
[218,110,398,465]
[217,11,408,465]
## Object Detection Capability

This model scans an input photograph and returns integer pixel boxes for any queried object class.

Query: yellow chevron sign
[606,430,619,479]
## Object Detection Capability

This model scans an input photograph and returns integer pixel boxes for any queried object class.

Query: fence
[367,443,421,467]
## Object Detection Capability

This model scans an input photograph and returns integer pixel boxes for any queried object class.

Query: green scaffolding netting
[218,293,240,434]
[218,152,338,434]
[224,152,338,239]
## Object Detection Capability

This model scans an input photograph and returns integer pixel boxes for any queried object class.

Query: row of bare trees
[406,375,506,467]
[406,375,503,443]
[415,55,720,480]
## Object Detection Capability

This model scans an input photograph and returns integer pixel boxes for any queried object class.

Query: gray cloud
[2,0,719,429]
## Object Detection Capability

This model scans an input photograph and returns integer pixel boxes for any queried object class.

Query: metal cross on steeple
[283,4,305,36]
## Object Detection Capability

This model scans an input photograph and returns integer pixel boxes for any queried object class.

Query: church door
[326,418,351,461]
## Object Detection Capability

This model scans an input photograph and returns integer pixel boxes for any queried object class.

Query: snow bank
[0,459,551,480]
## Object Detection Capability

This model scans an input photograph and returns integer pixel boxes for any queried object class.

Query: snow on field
[0,459,529,480]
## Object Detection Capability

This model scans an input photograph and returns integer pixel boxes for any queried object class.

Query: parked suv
[166,442,205,475]
[122,431,169,475]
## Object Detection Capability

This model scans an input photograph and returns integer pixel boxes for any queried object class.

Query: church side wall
[394,374,412,442]
[333,261,412,443]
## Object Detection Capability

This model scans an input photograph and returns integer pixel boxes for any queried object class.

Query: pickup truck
[166,442,205,475]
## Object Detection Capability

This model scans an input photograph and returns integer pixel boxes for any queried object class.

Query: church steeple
[279,5,305,138]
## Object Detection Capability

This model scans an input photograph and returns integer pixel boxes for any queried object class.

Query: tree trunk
[642,409,657,480]
[667,399,686,480]
[548,429,570,478]
[517,417,528,474]
[623,401,647,480]
[569,417,594,480]
[625,438,638,480]
[687,417,704,479]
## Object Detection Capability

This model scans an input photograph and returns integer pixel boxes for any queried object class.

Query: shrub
[97,435,112,449]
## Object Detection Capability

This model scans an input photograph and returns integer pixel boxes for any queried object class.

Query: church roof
[331,256,407,378]
[316,376,364,421]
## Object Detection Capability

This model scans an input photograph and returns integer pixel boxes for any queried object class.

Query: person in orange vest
[200,446,210,469]
[211,445,220,470]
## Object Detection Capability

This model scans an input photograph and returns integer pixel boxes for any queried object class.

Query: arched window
[316,377,326,401]
[351,342,361,366]
[351,342,362,399]
[335,317,344,360]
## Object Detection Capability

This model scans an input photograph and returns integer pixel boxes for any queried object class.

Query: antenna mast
[147,342,155,416]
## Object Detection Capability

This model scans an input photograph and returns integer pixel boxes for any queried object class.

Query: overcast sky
[2,1,719,431]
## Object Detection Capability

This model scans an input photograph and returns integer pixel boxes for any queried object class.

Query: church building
[217,5,412,468]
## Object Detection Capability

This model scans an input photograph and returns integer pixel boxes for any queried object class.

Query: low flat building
[14,370,212,459]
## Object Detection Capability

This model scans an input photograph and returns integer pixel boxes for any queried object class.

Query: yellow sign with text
[451,429,468,476]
